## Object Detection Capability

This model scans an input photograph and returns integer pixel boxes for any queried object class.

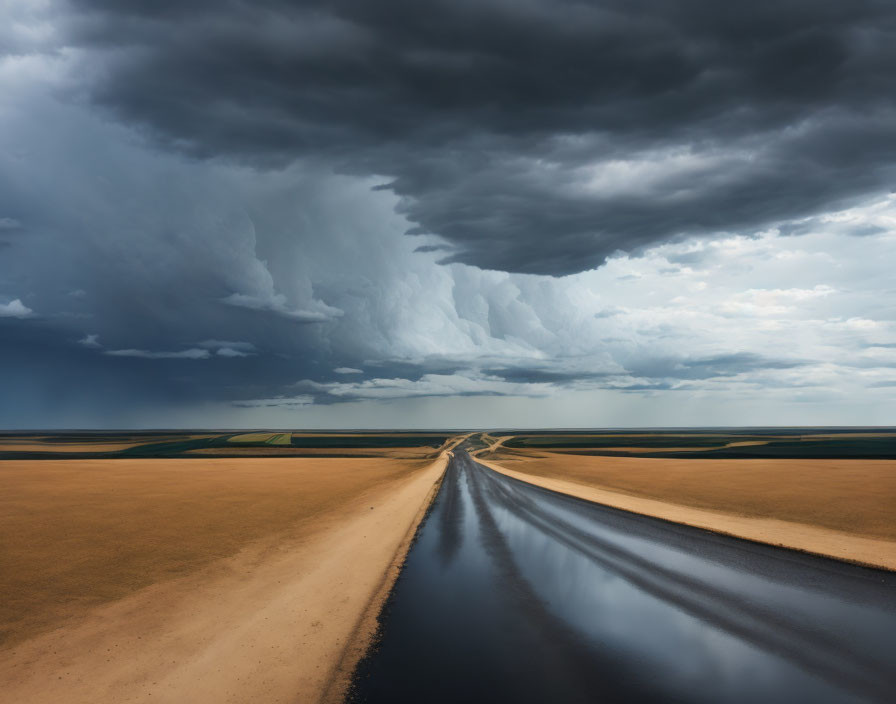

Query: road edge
[319,451,450,703]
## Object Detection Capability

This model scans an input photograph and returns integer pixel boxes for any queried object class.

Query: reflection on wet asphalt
[348,450,896,703]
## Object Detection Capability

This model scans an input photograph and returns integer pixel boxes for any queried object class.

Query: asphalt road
[348,450,896,703]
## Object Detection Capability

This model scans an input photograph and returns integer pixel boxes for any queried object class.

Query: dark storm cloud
[413,244,453,254]
[664,251,708,266]
[260,352,812,409]
[485,352,807,387]
[627,353,810,381]
[0,313,341,426]
[67,0,896,274]
[484,367,615,384]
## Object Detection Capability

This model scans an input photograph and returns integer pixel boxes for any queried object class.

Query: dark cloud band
[69,0,896,274]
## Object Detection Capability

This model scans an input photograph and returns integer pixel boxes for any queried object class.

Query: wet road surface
[348,450,896,703]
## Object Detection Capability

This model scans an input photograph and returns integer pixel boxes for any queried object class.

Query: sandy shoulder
[478,457,896,571]
[0,455,446,704]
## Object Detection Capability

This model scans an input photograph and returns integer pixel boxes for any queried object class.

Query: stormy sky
[1,0,895,428]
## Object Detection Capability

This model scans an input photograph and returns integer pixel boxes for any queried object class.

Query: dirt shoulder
[479,453,896,571]
[0,455,446,703]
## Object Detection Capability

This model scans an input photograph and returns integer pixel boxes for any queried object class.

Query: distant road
[350,450,896,704]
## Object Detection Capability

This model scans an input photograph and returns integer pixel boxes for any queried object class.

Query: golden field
[0,455,446,704]
[490,449,896,539]
[0,457,430,647]
[486,448,896,569]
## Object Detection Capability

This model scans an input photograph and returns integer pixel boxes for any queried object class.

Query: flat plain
[479,430,896,569]
[3,428,894,704]
[0,430,457,459]
[0,431,459,704]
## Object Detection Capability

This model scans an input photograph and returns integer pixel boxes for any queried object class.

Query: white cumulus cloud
[0,298,32,318]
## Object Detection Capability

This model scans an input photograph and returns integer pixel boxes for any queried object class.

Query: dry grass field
[0,431,458,459]
[484,448,896,569]
[0,441,144,453]
[0,435,213,454]
[0,454,449,704]
[185,445,442,458]
[496,430,896,459]
[0,457,429,648]
[226,431,279,443]
[490,450,896,540]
